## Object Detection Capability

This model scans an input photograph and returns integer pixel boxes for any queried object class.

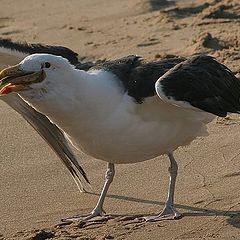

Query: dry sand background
[0,0,240,239]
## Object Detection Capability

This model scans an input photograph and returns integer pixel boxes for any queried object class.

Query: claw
[62,208,106,223]
[142,205,181,222]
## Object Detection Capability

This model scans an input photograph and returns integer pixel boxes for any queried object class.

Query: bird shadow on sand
[86,192,240,229]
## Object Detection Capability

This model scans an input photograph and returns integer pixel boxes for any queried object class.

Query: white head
[21,53,73,72]
[0,53,75,99]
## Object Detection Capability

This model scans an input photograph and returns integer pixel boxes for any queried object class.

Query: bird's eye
[44,62,51,68]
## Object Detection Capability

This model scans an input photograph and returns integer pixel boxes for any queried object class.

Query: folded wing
[155,55,240,117]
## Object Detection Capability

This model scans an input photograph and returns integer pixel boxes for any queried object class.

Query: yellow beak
[0,64,45,96]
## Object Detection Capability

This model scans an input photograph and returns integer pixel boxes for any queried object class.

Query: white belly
[63,97,215,164]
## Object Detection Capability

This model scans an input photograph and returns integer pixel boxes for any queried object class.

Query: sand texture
[0,0,240,239]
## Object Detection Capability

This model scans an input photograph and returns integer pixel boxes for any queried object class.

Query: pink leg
[143,153,181,221]
[62,163,115,222]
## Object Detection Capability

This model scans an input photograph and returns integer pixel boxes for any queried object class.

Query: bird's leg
[143,153,181,221]
[91,162,115,216]
[62,162,115,222]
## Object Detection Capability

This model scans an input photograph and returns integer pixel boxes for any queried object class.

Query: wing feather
[0,38,89,190]
[0,38,79,64]
[156,55,240,117]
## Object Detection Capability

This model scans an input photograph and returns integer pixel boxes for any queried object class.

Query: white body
[20,59,214,164]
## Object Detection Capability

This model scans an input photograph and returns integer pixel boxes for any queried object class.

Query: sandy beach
[0,0,240,239]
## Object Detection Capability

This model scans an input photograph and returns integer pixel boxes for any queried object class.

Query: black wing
[156,55,240,117]
[0,38,79,64]
[91,55,185,103]
[128,57,185,103]
[91,55,142,89]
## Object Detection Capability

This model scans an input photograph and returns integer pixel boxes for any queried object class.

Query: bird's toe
[142,205,181,222]
[61,208,109,223]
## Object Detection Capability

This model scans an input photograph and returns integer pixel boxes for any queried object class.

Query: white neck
[20,68,124,150]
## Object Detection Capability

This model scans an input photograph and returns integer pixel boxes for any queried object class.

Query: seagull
[0,53,239,222]
[0,38,90,191]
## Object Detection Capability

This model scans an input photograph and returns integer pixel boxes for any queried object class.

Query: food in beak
[0,83,27,96]
[0,65,45,96]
